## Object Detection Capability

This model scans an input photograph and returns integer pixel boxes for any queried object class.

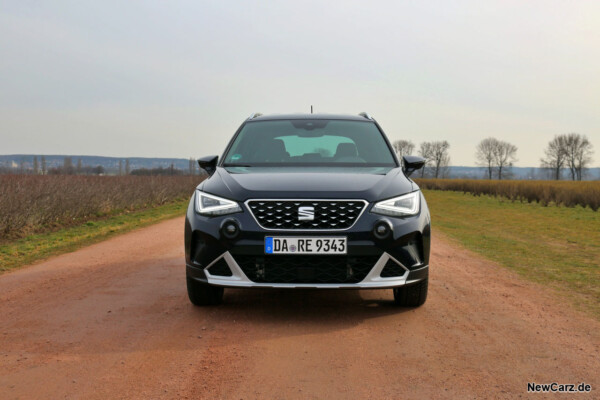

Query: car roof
[249,113,372,122]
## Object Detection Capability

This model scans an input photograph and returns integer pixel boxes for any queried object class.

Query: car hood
[199,167,415,202]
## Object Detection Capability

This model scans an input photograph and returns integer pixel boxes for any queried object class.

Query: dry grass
[415,179,600,211]
[0,175,202,240]
[0,200,189,273]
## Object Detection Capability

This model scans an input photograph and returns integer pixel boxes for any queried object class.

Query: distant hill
[0,154,193,174]
[1,154,598,180]
[446,166,600,180]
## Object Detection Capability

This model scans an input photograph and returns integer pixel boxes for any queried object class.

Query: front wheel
[187,278,224,306]
[393,278,428,307]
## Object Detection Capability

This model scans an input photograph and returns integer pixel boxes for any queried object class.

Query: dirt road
[1,217,598,399]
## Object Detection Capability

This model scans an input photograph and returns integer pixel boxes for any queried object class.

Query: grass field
[0,200,188,273]
[423,189,600,318]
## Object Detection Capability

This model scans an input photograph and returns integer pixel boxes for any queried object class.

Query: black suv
[184,113,430,307]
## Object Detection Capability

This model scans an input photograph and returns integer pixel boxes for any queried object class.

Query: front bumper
[187,252,428,288]
[185,193,431,289]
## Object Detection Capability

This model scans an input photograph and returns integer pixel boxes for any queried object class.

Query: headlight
[372,191,420,217]
[195,191,242,216]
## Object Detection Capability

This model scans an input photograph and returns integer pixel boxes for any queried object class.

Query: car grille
[246,200,366,230]
[235,255,379,284]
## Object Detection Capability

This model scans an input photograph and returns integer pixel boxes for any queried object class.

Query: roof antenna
[311,105,313,114]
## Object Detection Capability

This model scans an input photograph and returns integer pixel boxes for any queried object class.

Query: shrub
[415,179,600,211]
[0,175,203,239]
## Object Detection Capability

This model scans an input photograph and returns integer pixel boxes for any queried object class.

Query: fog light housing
[221,219,240,239]
[373,220,393,240]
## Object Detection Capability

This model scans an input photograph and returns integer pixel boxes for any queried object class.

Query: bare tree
[63,157,74,174]
[475,138,499,179]
[575,142,593,180]
[125,159,130,175]
[563,133,593,181]
[540,135,567,180]
[392,140,415,161]
[77,158,83,174]
[430,141,451,178]
[493,141,517,180]
[418,141,450,178]
[41,156,47,175]
[418,142,434,178]
[33,156,39,174]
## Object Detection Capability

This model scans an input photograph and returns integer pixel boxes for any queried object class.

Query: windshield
[222,119,397,168]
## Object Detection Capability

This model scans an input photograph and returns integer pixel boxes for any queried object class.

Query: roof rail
[248,112,263,120]
[358,112,373,120]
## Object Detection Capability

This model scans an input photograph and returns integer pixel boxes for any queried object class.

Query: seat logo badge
[298,206,314,221]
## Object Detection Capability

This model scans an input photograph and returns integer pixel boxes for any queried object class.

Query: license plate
[265,237,347,254]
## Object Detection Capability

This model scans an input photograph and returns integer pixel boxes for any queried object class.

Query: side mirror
[197,155,218,176]
[402,155,425,177]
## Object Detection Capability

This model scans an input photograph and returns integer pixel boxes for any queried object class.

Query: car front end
[185,113,430,306]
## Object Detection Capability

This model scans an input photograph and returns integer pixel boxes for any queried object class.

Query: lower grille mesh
[235,255,379,284]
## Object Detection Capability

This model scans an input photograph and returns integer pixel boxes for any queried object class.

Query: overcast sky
[1,0,598,166]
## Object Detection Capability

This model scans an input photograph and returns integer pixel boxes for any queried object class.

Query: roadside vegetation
[0,174,202,273]
[416,179,600,211]
[0,200,189,273]
[423,189,600,318]
[0,175,201,240]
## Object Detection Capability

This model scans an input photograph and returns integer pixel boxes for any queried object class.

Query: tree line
[393,132,594,181]
[540,134,594,181]
[3,156,203,176]
[393,140,451,178]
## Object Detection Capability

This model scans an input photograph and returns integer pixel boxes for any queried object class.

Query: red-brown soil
[1,217,598,399]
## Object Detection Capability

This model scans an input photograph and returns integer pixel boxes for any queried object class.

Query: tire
[187,278,224,306]
[393,278,428,307]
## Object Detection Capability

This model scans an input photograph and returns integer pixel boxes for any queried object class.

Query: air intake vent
[207,258,232,277]
[380,258,408,278]
[235,255,379,284]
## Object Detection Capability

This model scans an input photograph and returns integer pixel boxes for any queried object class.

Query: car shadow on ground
[190,288,418,337]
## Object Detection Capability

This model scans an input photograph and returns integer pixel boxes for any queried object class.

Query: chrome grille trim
[244,199,369,231]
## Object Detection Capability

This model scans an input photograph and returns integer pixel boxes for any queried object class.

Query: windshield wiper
[223,163,254,167]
